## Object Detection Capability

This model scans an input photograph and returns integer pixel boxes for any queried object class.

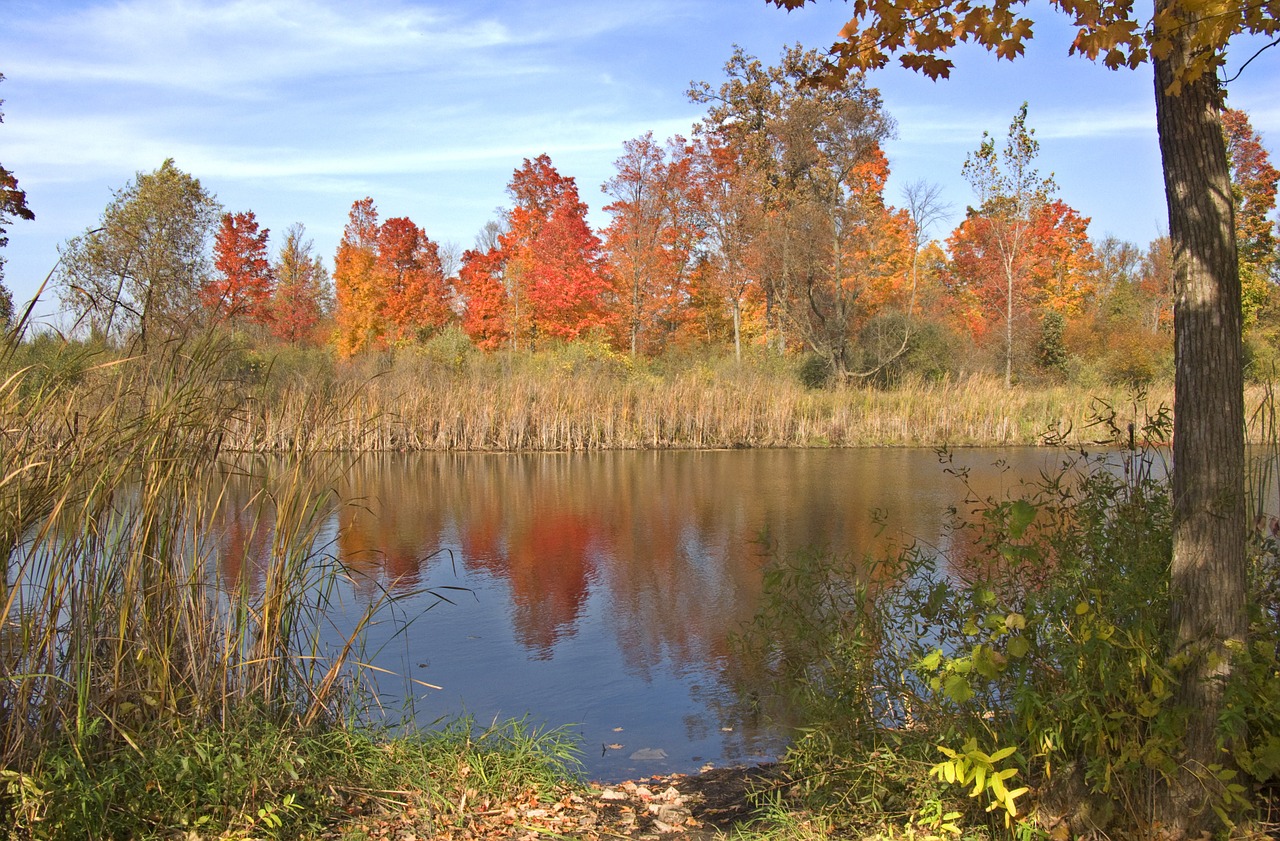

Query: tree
[1076,235,1174,382]
[458,244,510,350]
[377,216,451,344]
[770,0,1268,831]
[57,159,222,346]
[957,104,1058,387]
[0,74,34,330]
[269,223,331,344]
[602,133,698,357]
[687,135,765,362]
[946,197,1097,375]
[203,211,274,326]
[332,198,381,357]
[764,49,908,378]
[1222,109,1279,323]
[461,156,613,350]
[689,46,912,374]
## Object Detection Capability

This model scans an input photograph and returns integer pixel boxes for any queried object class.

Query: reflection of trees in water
[213,449,1059,729]
[335,456,453,594]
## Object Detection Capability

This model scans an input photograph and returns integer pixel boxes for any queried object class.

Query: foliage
[689,46,913,375]
[854,309,965,386]
[1223,108,1280,325]
[736,399,1280,836]
[378,215,452,345]
[459,156,613,351]
[945,105,1094,387]
[270,221,332,344]
[602,132,699,357]
[204,210,275,325]
[334,197,384,356]
[1035,310,1067,374]
[767,0,1277,92]
[796,352,833,389]
[56,158,222,345]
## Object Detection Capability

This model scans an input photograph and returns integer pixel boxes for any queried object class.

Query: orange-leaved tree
[689,45,913,374]
[458,244,510,350]
[333,198,382,357]
[269,222,331,345]
[945,196,1097,375]
[377,216,451,345]
[602,133,700,357]
[461,156,613,350]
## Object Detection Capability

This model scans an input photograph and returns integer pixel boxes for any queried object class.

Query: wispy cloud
[6,0,689,97]
[890,101,1155,147]
[6,1,522,95]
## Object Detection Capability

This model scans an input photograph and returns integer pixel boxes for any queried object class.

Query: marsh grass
[226,342,1183,452]
[0,328,582,838]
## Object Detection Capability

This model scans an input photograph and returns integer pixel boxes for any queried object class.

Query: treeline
[31,48,1280,388]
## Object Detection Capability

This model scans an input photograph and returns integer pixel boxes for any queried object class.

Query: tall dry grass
[226,344,1185,452]
[0,329,362,796]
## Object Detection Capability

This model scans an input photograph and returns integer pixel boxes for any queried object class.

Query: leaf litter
[323,764,783,840]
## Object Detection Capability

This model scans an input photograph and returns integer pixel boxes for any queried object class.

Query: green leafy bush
[738,404,1280,837]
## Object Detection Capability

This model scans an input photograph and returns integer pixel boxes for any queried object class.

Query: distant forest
[22,48,1280,388]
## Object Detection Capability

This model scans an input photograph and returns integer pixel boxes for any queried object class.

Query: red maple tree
[377,216,451,344]
[460,155,614,349]
[204,211,274,325]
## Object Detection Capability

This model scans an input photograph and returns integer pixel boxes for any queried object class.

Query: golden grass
[225,347,1187,452]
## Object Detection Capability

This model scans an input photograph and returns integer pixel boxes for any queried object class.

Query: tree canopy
[57,159,222,345]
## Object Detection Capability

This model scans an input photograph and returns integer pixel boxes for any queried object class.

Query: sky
[1,0,1277,322]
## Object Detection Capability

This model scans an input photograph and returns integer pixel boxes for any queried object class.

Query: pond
[216,447,1091,781]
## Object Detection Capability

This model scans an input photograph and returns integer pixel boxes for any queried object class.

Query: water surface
[218,448,1076,780]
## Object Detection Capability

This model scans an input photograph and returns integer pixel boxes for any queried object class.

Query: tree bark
[1153,10,1248,835]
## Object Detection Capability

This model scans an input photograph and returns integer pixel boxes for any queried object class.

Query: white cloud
[5,0,686,96]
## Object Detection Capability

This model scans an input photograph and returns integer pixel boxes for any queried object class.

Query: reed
[0,330,384,836]
[225,344,1187,453]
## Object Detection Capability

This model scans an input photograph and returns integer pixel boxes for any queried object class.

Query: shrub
[738,403,1280,837]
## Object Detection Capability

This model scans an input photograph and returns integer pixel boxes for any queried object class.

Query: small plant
[929,739,1028,826]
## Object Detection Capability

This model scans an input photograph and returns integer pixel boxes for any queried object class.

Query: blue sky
[1,0,1277,320]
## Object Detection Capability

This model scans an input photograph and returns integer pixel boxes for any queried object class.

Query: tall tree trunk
[1005,259,1014,389]
[732,297,742,362]
[1153,12,1248,835]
